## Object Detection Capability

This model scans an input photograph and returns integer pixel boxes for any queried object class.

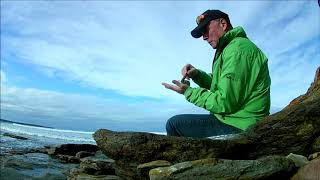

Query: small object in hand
[181,80,190,86]
[181,75,190,86]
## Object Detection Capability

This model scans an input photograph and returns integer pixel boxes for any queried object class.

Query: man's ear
[220,18,228,31]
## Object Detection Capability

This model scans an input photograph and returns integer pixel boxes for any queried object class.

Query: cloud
[0,85,206,131]
[2,1,196,99]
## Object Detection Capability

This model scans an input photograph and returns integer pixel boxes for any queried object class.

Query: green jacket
[184,27,271,131]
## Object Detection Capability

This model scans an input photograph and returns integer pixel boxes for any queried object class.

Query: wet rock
[291,158,320,180]
[137,160,171,178]
[47,144,99,156]
[149,155,296,180]
[3,133,28,140]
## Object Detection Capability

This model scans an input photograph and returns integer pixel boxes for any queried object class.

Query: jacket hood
[217,26,247,50]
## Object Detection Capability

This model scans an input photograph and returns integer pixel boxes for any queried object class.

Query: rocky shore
[1,67,319,180]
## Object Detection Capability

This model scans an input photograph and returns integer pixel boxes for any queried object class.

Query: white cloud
[0,85,206,129]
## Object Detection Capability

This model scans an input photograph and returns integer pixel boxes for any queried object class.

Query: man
[162,10,271,138]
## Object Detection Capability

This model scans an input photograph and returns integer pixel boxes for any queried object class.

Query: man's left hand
[162,80,189,94]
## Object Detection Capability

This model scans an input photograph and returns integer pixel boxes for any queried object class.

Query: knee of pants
[166,115,183,132]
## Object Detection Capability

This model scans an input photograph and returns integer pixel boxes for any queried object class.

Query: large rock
[93,67,320,179]
[149,155,296,180]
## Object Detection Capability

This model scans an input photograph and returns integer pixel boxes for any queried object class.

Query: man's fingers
[172,80,181,86]
[162,83,179,92]
[162,83,172,89]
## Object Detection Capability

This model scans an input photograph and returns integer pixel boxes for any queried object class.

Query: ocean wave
[12,123,94,134]
[1,123,95,143]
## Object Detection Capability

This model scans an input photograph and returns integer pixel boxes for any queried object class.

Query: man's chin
[209,43,217,49]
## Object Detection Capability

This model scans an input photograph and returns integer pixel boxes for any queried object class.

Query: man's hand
[181,64,199,80]
[162,80,189,94]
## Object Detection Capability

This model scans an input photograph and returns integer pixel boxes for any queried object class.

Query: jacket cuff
[183,87,193,99]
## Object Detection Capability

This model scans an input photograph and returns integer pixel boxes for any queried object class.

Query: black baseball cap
[191,10,230,38]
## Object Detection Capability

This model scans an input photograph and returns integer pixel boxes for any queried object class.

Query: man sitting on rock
[162,10,271,138]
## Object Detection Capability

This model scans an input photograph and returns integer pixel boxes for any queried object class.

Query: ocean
[1,121,96,151]
[0,121,99,180]
[0,120,167,154]
[0,120,236,179]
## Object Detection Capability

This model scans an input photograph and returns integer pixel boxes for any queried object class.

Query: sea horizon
[0,118,167,139]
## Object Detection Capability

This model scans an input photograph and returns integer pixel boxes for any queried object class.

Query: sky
[1,1,319,132]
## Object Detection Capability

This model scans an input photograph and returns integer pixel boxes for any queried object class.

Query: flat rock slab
[149,155,296,180]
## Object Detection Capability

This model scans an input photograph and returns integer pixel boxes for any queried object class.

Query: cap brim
[191,19,209,38]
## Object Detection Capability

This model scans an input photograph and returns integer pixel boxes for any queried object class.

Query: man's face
[202,19,226,49]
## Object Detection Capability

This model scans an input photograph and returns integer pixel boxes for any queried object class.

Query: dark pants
[166,114,242,138]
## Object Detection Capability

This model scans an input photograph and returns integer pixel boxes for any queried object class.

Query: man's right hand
[181,64,199,80]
